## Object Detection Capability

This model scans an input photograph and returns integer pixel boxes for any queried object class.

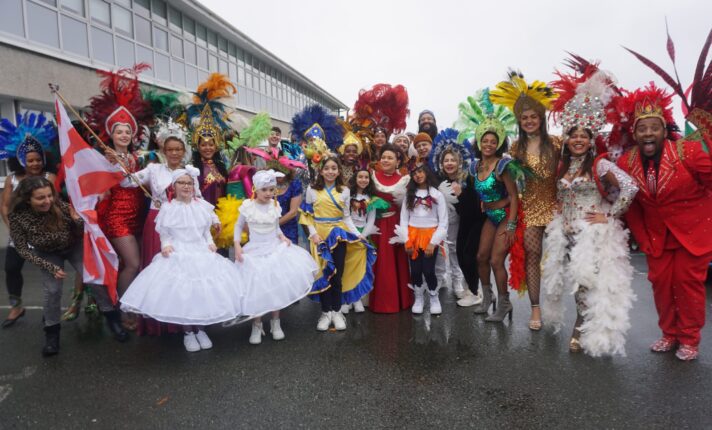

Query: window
[209,54,218,72]
[183,15,195,40]
[151,0,167,25]
[90,0,111,27]
[170,34,183,58]
[27,2,60,48]
[168,7,181,32]
[196,23,206,47]
[1,0,25,37]
[228,63,236,81]
[186,65,198,89]
[197,46,207,69]
[228,42,236,61]
[207,30,217,52]
[135,15,151,45]
[116,37,134,67]
[171,59,185,86]
[153,26,168,51]
[219,59,228,74]
[136,45,153,73]
[37,0,57,6]
[218,37,227,56]
[61,15,88,56]
[112,5,133,37]
[60,0,85,16]
[134,0,150,17]
[91,26,114,64]
[184,41,196,65]
[154,52,170,81]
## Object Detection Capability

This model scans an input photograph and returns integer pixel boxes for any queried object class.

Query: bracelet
[506,220,517,232]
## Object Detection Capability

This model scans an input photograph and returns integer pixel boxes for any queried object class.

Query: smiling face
[163,138,186,168]
[415,140,432,159]
[173,175,195,201]
[479,132,499,158]
[24,151,44,175]
[411,168,427,186]
[519,109,541,135]
[394,136,410,153]
[342,144,359,164]
[379,149,398,174]
[566,127,592,156]
[255,185,276,203]
[111,124,133,151]
[320,159,340,184]
[374,131,387,148]
[198,138,217,160]
[442,152,459,177]
[419,113,436,132]
[355,170,370,192]
[30,186,54,212]
[634,117,666,158]
[268,130,281,147]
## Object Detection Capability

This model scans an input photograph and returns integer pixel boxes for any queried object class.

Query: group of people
[2,31,711,362]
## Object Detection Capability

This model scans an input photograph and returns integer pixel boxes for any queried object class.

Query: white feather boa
[541,214,636,357]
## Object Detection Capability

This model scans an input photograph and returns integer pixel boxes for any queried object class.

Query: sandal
[529,305,542,331]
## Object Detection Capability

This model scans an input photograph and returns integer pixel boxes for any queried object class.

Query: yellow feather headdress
[489,70,558,120]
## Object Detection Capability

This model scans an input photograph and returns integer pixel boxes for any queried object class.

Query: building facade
[0,0,347,175]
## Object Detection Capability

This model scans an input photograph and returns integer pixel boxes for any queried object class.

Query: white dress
[120,198,243,325]
[235,199,317,317]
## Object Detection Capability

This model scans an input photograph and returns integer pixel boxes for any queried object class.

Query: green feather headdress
[454,88,518,149]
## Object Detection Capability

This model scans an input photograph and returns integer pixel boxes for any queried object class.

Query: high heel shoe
[2,307,26,328]
[528,305,542,331]
[485,294,513,322]
[473,285,495,315]
[569,337,582,353]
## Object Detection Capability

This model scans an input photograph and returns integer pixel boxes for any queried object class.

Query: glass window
[61,15,88,57]
[134,0,150,17]
[168,7,181,32]
[153,26,168,51]
[218,37,227,56]
[170,34,183,58]
[196,23,206,47]
[135,15,151,45]
[60,0,84,16]
[198,70,208,85]
[112,5,132,37]
[197,46,207,69]
[154,52,170,81]
[171,59,185,86]
[219,59,228,74]
[37,0,57,6]
[116,37,134,68]
[228,63,237,81]
[236,46,244,61]
[186,65,198,89]
[238,65,245,86]
[0,0,25,37]
[89,0,110,27]
[183,15,195,40]
[209,54,218,72]
[207,30,217,52]
[228,42,236,61]
[27,2,60,48]
[91,26,114,64]
[136,45,153,73]
[184,41,196,65]
[151,0,167,25]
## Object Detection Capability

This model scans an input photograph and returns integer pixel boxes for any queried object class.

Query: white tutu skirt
[237,238,317,317]
[120,243,244,325]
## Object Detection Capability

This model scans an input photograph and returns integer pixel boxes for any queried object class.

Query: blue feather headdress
[0,112,57,167]
[429,127,474,177]
[291,105,343,167]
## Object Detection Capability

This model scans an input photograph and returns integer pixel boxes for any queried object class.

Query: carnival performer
[234,170,317,344]
[429,128,473,300]
[296,106,376,329]
[85,64,154,331]
[490,71,560,330]
[392,133,415,175]
[9,177,126,356]
[391,164,448,315]
[369,144,412,313]
[121,167,243,352]
[542,68,637,356]
[341,167,388,314]
[338,125,365,184]
[0,112,57,327]
[418,110,438,140]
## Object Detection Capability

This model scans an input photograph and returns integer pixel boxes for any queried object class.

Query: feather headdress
[429,128,474,176]
[351,83,409,137]
[291,104,343,166]
[184,73,237,148]
[489,70,558,120]
[454,88,517,149]
[0,112,57,166]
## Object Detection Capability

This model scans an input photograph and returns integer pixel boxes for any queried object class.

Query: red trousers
[646,234,712,347]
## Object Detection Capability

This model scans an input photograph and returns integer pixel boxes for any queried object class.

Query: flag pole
[49,83,158,205]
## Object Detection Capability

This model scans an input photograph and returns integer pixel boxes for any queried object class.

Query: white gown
[120,198,243,325]
[235,199,317,317]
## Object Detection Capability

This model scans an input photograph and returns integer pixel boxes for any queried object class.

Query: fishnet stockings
[523,226,544,306]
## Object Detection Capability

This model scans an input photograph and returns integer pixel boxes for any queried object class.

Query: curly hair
[10,176,66,232]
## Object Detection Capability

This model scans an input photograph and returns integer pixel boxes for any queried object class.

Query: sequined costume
[98,153,146,239]
[276,177,303,244]
[509,139,561,227]
[198,160,226,205]
[471,159,509,225]
[542,156,638,356]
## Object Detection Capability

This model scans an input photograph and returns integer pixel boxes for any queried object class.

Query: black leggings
[320,242,346,312]
[5,246,25,307]
[457,218,483,295]
[410,252,438,291]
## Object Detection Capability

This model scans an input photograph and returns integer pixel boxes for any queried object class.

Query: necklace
[568,155,585,176]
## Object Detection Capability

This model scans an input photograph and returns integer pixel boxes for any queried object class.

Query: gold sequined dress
[510,138,561,227]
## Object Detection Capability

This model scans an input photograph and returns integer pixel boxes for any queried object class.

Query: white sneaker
[429,290,442,315]
[457,290,482,307]
[332,311,347,331]
[316,312,332,331]
[340,304,351,314]
[183,332,200,352]
[412,286,425,315]
[249,321,264,345]
[270,319,285,341]
[453,280,466,299]
[353,299,365,313]
[195,330,213,350]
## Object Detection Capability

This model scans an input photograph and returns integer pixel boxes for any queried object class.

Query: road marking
[0,385,12,404]
[0,366,37,382]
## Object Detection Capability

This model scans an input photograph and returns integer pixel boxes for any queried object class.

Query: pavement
[0,223,711,429]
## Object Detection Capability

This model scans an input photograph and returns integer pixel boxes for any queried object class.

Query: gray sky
[201,0,710,132]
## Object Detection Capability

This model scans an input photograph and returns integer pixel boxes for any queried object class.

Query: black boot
[42,324,60,357]
[103,310,129,342]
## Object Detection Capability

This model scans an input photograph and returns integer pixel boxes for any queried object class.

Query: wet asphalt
[0,224,711,429]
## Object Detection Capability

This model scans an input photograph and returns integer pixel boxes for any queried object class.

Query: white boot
[316,312,332,331]
[183,332,200,352]
[270,319,285,341]
[353,299,365,313]
[411,285,425,315]
[340,304,351,314]
[452,279,466,299]
[195,330,213,350]
[457,289,482,307]
[249,321,264,345]
[332,311,347,331]
[429,290,442,315]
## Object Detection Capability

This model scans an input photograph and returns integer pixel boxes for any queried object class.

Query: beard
[419,123,438,139]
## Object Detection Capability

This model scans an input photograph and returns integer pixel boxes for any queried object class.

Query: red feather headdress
[351,83,409,137]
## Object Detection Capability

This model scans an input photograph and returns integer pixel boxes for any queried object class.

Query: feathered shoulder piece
[624,23,712,138]
[238,112,272,150]
[351,83,409,137]
[0,112,57,167]
[454,88,517,148]
[86,63,153,143]
[429,128,474,176]
[489,70,558,120]
[184,73,237,148]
